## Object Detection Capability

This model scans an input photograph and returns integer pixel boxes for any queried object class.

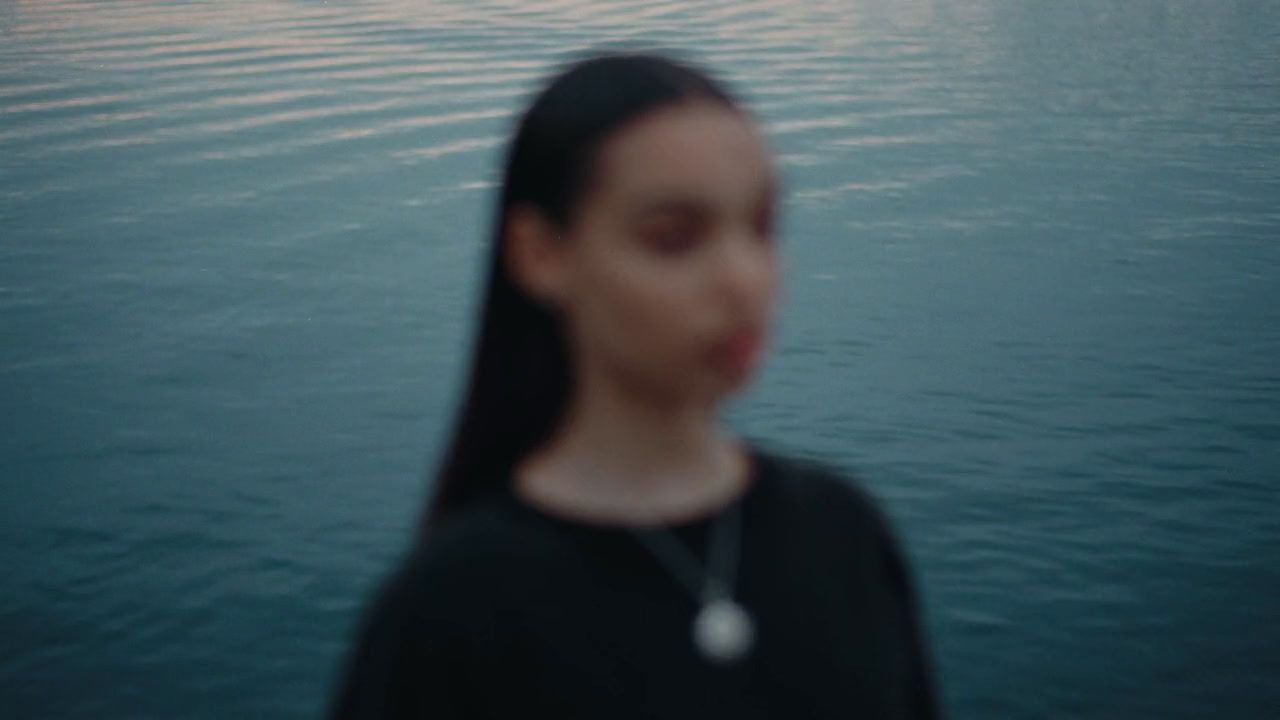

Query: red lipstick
[711,328,763,372]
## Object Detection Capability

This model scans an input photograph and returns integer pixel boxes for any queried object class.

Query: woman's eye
[645,226,697,254]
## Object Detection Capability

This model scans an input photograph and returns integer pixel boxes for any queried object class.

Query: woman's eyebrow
[629,194,712,222]
[630,178,777,222]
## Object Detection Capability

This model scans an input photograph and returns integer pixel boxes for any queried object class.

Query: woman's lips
[710,328,763,371]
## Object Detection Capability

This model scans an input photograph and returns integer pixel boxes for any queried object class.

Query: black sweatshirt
[327,442,945,719]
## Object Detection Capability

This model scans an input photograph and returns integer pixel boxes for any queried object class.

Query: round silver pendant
[693,598,755,664]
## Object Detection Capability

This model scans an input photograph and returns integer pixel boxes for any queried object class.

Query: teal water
[2,1,1278,717]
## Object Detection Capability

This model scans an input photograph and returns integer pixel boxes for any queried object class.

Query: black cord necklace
[626,495,755,665]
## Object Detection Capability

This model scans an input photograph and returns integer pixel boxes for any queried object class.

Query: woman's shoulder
[753,442,924,597]
[755,442,896,534]
[327,507,517,719]
[401,497,535,584]
[352,499,518,603]
[342,505,522,655]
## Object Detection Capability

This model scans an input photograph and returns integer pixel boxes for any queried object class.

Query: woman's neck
[513,370,750,526]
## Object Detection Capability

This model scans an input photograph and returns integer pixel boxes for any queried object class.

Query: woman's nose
[714,232,774,306]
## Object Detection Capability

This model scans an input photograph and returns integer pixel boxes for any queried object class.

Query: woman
[327,49,944,719]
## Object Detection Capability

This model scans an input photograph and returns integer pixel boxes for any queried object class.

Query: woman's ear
[504,205,568,307]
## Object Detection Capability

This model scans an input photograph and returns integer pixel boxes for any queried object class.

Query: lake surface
[2,0,1278,717]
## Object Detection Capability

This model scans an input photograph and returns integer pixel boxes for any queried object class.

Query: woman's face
[549,100,780,406]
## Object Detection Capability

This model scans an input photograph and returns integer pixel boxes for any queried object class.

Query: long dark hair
[416,48,745,543]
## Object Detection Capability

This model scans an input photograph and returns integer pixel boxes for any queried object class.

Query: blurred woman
[327,49,944,719]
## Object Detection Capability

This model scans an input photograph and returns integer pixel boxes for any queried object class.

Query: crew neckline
[501,439,768,534]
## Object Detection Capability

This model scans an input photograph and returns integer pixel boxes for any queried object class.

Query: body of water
[2,1,1278,717]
